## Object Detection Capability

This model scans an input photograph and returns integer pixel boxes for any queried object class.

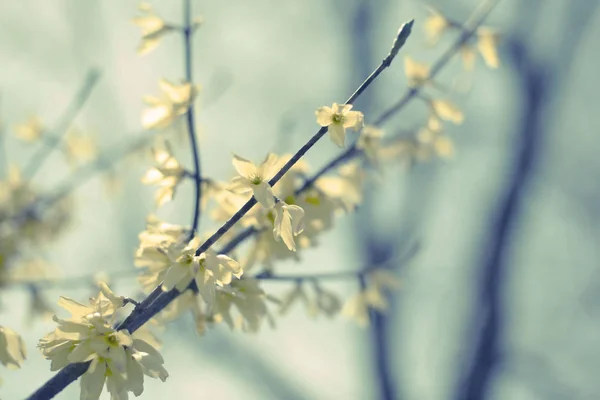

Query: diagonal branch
[219,0,500,257]
[27,20,414,400]
[22,69,101,180]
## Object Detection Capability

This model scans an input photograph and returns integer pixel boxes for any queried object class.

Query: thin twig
[183,0,203,238]
[374,0,499,126]
[37,132,152,210]
[218,1,496,256]
[23,69,101,180]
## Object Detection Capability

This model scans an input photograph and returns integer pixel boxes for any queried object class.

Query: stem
[183,0,202,238]
[23,69,101,180]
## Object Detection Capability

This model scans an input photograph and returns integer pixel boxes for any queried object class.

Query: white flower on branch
[135,222,243,306]
[279,282,342,318]
[315,103,364,148]
[404,56,430,87]
[63,127,98,166]
[227,153,279,209]
[0,326,27,371]
[315,161,365,212]
[212,279,272,332]
[14,116,44,143]
[161,237,242,301]
[37,284,168,399]
[476,27,501,69]
[141,145,185,206]
[357,125,385,166]
[342,268,401,327]
[424,6,449,45]
[131,2,175,55]
[430,99,464,125]
[141,79,199,129]
[417,116,455,160]
[272,200,305,252]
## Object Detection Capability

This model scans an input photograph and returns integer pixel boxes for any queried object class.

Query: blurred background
[1,0,600,399]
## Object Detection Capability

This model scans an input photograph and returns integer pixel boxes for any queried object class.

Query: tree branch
[456,2,598,398]
[26,21,414,399]
[23,69,101,180]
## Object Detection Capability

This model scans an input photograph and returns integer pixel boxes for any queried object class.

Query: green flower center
[332,113,344,124]
[284,195,296,205]
[177,253,194,265]
[305,195,321,206]
[250,175,263,185]
[266,211,275,225]
[106,335,119,347]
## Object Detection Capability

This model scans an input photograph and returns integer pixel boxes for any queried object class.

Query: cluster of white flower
[0,166,72,283]
[0,2,503,397]
[141,144,185,206]
[37,283,167,399]
[424,6,500,69]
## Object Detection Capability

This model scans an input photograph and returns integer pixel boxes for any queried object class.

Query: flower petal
[80,359,106,400]
[142,105,171,129]
[253,182,275,208]
[232,154,256,178]
[339,104,353,114]
[286,204,305,235]
[342,110,363,130]
[273,204,296,251]
[328,124,346,148]
[315,107,333,126]
[162,265,190,292]
[226,176,252,194]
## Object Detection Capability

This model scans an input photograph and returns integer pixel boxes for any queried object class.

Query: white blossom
[227,153,279,208]
[272,201,305,251]
[315,103,364,148]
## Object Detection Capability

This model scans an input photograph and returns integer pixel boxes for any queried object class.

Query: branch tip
[388,19,415,61]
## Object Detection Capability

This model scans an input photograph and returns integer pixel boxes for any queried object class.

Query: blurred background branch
[457,1,600,399]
